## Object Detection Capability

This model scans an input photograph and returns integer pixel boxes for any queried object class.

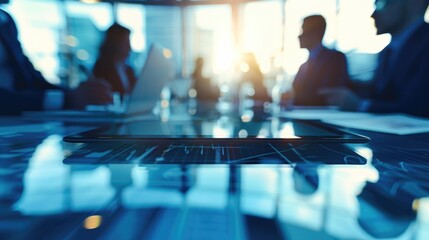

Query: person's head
[192,57,205,76]
[299,15,326,50]
[99,23,131,61]
[242,52,258,68]
[195,57,204,69]
[371,0,429,36]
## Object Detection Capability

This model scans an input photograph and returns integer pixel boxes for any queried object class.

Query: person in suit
[286,15,348,106]
[240,52,271,103]
[0,4,112,115]
[321,0,429,117]
[92,23,137,98]
[190,57,220,102]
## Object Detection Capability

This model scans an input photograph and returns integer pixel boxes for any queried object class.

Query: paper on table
[280,109,429,135]
[279,109,375,121]
[323,114,429,135]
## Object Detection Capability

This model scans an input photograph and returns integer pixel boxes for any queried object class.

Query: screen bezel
[63,119,370,143]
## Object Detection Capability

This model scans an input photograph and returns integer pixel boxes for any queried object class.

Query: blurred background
[3,0,429,90]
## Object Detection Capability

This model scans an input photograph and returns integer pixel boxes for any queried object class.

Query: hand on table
[319,87,361,111]
[65,78,113,109]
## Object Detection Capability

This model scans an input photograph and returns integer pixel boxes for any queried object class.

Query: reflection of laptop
[23,43,175,122]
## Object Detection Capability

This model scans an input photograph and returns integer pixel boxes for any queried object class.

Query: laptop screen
[126,44,175,114]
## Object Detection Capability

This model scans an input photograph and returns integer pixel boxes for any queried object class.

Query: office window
[7,0,424,88]
[242,0,283,76]
[4,0,64,85]
[336,0,388,81]
[336,0,388,53]
[186,4,233,84]
[144,5,182,77]
[64,1,113,86]
[116,3,146,71]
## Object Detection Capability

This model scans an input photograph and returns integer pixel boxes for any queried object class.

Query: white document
[280,109,429,135]
[323,114,429,135]
[279,109,374,121]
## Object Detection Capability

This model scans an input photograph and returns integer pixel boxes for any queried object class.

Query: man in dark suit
[0,3,112,115]
[321,0,429,118]
[288,15,348,106]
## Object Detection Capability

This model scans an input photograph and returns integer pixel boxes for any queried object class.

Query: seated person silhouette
[190,57,220,102]
[240,52,271,103]
[292,163,320,195]
[355,156,429,238]
[287,15,348,106]
[0,7,112,115]
[92,23,137,98]
[320,0,429,117]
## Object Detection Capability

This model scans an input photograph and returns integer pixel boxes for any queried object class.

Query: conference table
[1,101,429,240]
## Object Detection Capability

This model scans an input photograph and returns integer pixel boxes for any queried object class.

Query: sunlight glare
[279,122,299,139]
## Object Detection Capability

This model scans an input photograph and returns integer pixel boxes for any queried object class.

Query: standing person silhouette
[321,0,429,117]
[92,23,137,98]
[240,52,271,103]
[191,57,220,102]
[0,1,112,115]
[285,15,348,106]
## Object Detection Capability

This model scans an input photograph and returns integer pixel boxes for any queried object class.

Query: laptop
[22,43,175,122]
[62,119,369,164]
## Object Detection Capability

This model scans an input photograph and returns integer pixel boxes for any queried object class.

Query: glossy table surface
[1,103,429,240]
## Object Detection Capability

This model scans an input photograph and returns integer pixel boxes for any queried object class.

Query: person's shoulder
[409,23,429,52]
[408,22,429,41]
[0,8,18,33]
[324,47,344,54]
[0,9,13,23]
[323,47,347,60]
[93,57,115,67]
[420,22,429,31]
[419,23,429,39]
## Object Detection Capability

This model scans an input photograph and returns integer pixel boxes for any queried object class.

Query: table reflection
[1,117,429,239]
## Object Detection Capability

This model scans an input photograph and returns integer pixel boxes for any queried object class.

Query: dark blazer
[191,72,220,102]
[92,58,137,96]
[0,9,58,115]
[293,46,348,106]
[368,22,429,117]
